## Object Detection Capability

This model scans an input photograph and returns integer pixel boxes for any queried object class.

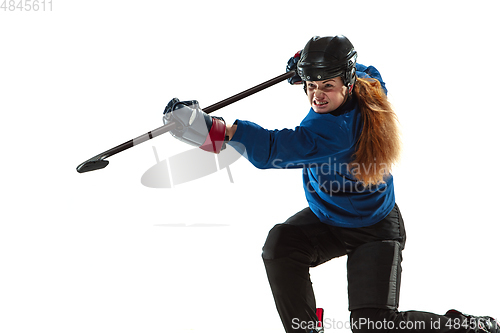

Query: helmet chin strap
[345,69,357,95]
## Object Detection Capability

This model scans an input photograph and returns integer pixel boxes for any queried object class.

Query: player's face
[306,77,347,114]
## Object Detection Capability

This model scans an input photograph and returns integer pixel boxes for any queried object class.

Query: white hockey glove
[163,98,227,154]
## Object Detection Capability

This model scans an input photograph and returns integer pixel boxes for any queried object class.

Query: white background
[1,1,499,332]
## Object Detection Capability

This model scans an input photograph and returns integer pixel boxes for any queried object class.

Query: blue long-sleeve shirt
[228,64,395,227]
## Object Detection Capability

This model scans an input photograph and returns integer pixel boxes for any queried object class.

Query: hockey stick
[76,71,296,173]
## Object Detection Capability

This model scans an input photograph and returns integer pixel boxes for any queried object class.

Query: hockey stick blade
[77,159,110,173]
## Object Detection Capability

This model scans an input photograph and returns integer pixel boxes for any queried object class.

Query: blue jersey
[228,64,395,228]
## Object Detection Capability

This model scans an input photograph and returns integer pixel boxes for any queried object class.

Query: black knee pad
[347,240,403,311]
[262,224,313,261]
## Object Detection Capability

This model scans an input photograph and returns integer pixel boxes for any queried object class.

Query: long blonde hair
[349,77,402,185]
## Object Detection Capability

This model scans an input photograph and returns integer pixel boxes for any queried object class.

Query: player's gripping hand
[163,98,226,153]
[286,50,303,85]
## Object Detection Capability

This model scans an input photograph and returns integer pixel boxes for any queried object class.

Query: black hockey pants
[262,204,476,333]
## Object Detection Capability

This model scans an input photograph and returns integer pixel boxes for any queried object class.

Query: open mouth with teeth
[313,100,328,106]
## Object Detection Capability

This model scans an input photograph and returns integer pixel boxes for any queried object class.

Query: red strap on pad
[316,308,324,327]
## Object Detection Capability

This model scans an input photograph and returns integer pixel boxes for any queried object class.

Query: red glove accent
[199,117,226,153]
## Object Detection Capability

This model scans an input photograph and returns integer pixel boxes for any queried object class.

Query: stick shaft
[77,71,295,173]
[204,71,295,113]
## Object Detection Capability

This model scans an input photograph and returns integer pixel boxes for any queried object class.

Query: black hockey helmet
[297,35,357,91]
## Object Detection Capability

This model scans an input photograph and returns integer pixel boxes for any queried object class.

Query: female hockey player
[162,35,499,333]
